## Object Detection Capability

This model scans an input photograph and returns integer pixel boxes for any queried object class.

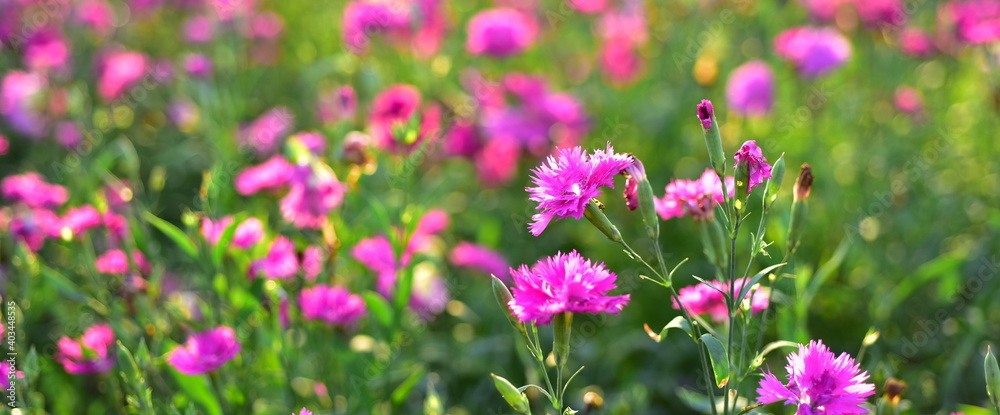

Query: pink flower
[466,8,538,58]
[526,144,633,236]
[894,86,924,115]
[182,53,213,78]
[55,121,83,150]
[672,277,769,323]
[298,285,367,326]
[208,0,255,21]
[0,135,7,155]
[55,324,116,375]
[475,137,522,187]
[167,98,200,130]
[246,11,284,39]
[898,28,937,58]
[0,71,48,139]
[940,0,1000,44]
[655,169,732,221]
[233,217,264,249]
[568,0,608,13]
[279,163,346,229]
[409,266,449,321]
[367,84,440,153]
[696,99,714,130]
[733,140,773,194]
[449,242,510,280]
[0,360,23,390]
[9,208,60,251]
[757,340,875,414]
[341,1,410,54]
[290,131,327,155]
[352,235,399,295]
[60,205,102,236]
[774,27,852,78]
[508,250,630,325]
[236,106,293,156]
[24,27,71,73]
[167,327,241,375]
[410,0,449,58]
[201,216,235,245]
[96,249,150,275]
[316,85,356,125]
[2,173,67,208]
[301,245,324,281]
[103,212,129,244]
[855,0,907,28]
[297,409,314,415]
[726,61,775,117]
[250,236,299,279]
[74,0,116,37]
[599,38,644,86]
[795,0,843,22]
[235,156,295,195]
[97,50,149,102]
[182,15,215,44]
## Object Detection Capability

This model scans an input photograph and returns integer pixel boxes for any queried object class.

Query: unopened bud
[492,276,526,338]
[584,391,604,410]
[698,100,726,178]
[794,163,813,202]
[765,154,786,208]
[491,373,530,414]
[583,200,622,242]
[883,378,906,407]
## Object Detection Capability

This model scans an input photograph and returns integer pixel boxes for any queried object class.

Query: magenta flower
[233,217,264,249]
[599,38,644,86]
[0,360,23,390]
[898,28,937,58]
[726,60,775,117]
[655,169,733,221]
[466,8,538,58]
[0,71,48,139]
[250,236,299,279]
[316,85,356,126]
[279,163,346,229]
[475,136,523,187]
[297,409,313,415]
[508,250,630,325]
[449,242,510,280]
[672,277,769,323]
[733,140,773,193]
[526,144,633,236]
[97,50,149,102]
[894,86,924,116]
[596,4,648,85]
[96,249,151,275]
[167,327,241,375]
[55,121,83,150]
[103,212,130,244]
[774,27,852,78]
[74,0,116,37]
[367,84,440,153]
[940,0,1000,44]
[182,53,213,78]
[291,131,328,155]
[0,134,7,155]
[60,205,103,236]
[795,0,842,23]
[2,173,68,209]
[55,324,116,375]
[856,0,907,28]
[182,15,215,44]
[235,156,295,195]
[341,1,410,54]
[236,106,293,157]
[201,216,235,245]
[246,12,285,40]
[298,285,367,326]
[9,208,59,251]
[24,27,71,73]
[757,340,875,414]
[352,210,448,298]
[568,0,608,13]
[697,99,714,130]
[409,265,449,321]
[301,246,323,281]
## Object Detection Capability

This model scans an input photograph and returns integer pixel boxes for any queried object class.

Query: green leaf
[394,269,414,310]
[211,218,239,269]
[750,341,800,370]
[391,367,425,404]
[736,263,785,305]
[39,266,86,301]
[23,347,39,381]
[363,291,394,328]
[645,316,693,342]
[700,333,729,388]
[143,211,199,259]
[986,346,1000,413]
[167,368,223,415]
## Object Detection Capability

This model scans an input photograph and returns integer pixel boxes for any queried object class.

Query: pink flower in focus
[526,144,633,236]
[301,245,323,281]
[898,28,937,58]
[726,60,775,117]
[236,106,293,156]
[367,84,440,153]
[466,8,538,58]
[250,236,299,279]
[655,169,732,221]
[97,50,149,102]
[774,27,852,78]
[55,324,116,375]
[449,242,510,280]
[508,250,630,325]
[279,163,346,229]
[234,155,295,195]
[672,277,769,323]
[167,327,241,375]
[316,85,356,125]
[201,216,235,245]
[182,15,215,44]
[233,217,264,249]
[298,285,367,326]
[60,205,102,236]
[0,71,49,139]
[757,340,875,414]
[733,140,773,193]
[2,173,68,208]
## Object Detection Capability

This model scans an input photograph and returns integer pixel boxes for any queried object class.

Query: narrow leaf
[700,333,729,388]
[143,211,198,259]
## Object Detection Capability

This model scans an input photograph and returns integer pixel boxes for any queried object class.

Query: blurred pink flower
[796,0,843,22]
[235,156,295,195]
[237,106,293,156]
[233,217,264,249]
[673,277,769,323]
[441,121,481,158]
[250,236,299,279]
[341,1,410,54]
[898,28,937,58]
[55,324,116,375]
[474,137,522,186]
[298,285,367,326]
[0,70,49,138]
[60,205,102,236]
[568,0,608,13]
[894,86,925,121]
[167,326,241,375]
[774,27,852,78]
[508,250,630,325]
[0,135,7,155]
[599,38,644,86]
[9,208,60,251]
[352,209,449,297]
[103,212,130,245]
[409,267,449,321]
[246,11,284,39]
[940,0,1000,44]
[301,245,323,281]
[24,27,71,73]
[54,121,83,150]
[655,169,732,221]
[96,50,149,102]
[182,53,213,78]
[367,84,440,153]
[182,15,215,44]
[449,242,510,280]
[74,0,116,37]
[96,249,151,275]
[208,0,255,21]
[167,98,200,130]
[0,361,23,390]
[466,8,538,58]
[411,0,449,58]
[478,73,589,156]
[726,60,775,117]
[2,173,67,208]
[855,0,907,28]
[290,131,327,155]
[201,216,235,245]
[103,180,133,212]
[316,85,356,125]
[280,163,346,229]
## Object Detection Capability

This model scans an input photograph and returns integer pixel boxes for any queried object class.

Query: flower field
[1,0,999,414]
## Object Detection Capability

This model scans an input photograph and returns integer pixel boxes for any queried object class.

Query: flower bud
[492,276,527,338]
[794,163,813,202]
[491,373,530,414]
[764,154,786,208]
[786,193,808,255]
[986,346,1000,413]
[883,378,906,407]
[698,100,726,178]
[623,156,659,240]
[583,200,622,242]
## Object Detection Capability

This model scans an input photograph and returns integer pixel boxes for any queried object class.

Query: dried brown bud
[884,377,907,406]
[794,163,813,202]
[584,391,604,410]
